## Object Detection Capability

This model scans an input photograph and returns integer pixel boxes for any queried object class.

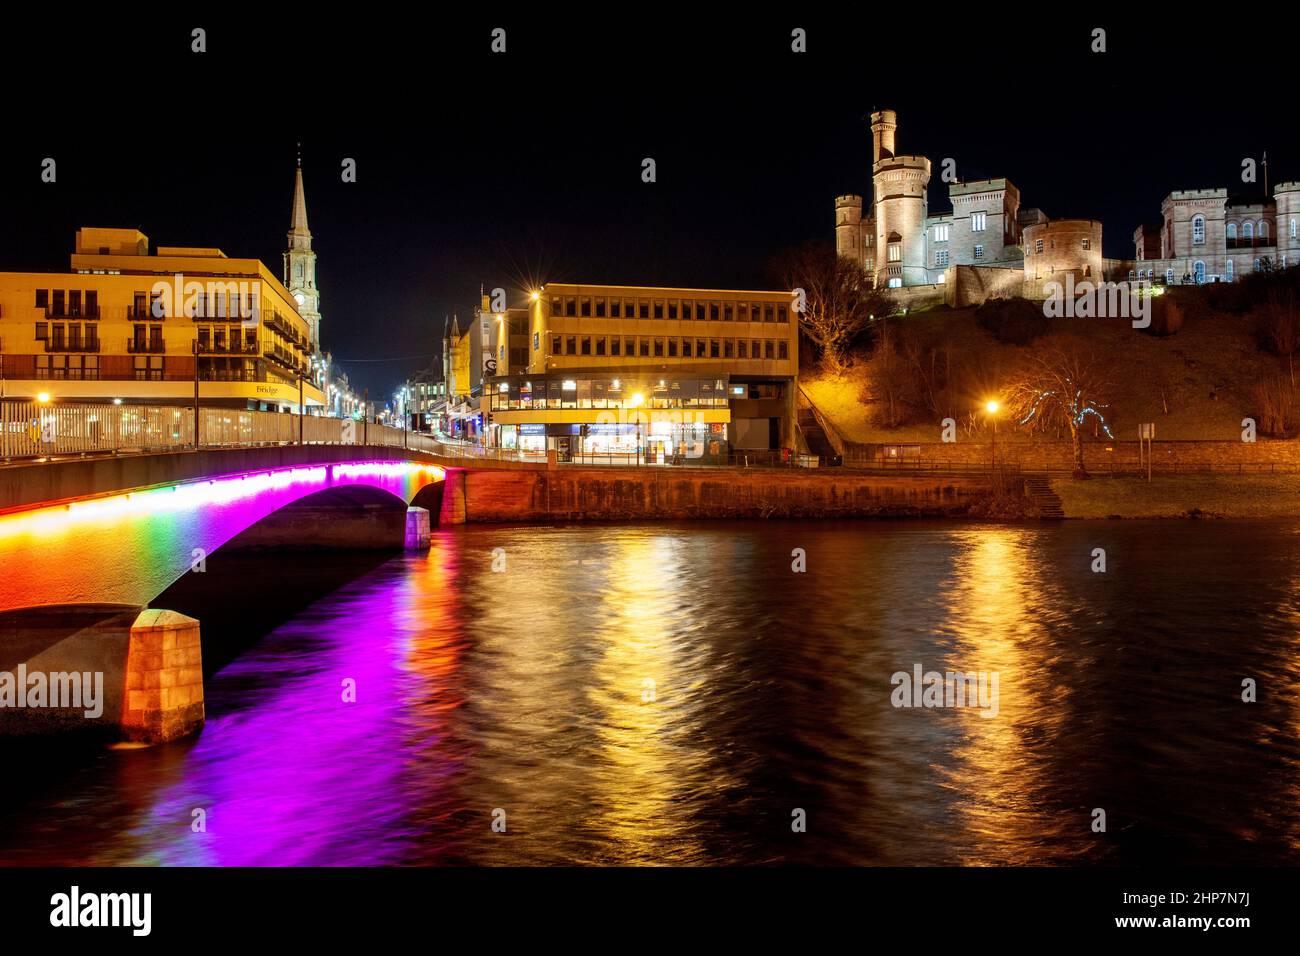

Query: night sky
[1,15,1291,394]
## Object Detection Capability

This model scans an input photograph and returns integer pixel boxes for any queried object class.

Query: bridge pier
[438,468,467,525]
[122,609,206,744]
[404,506,431,550]
[0,605,204,744]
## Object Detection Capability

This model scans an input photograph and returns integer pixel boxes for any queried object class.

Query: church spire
[289,159,311,240]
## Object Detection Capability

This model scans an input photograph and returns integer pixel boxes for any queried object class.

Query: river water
[2,519,1299,866]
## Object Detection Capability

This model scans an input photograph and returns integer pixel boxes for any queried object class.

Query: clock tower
[283,157,321,349]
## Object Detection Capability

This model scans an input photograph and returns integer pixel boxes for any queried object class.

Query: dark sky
[1,14,1292,394]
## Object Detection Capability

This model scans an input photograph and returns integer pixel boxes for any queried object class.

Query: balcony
[126,338,165,354]
[45,338,101,353]
[198,339,259,355]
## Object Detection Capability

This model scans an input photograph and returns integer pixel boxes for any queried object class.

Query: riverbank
[1051,474,1300,518]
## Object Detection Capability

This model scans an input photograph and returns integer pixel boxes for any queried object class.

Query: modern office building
[483,282,799,462]
[0,227,323,411]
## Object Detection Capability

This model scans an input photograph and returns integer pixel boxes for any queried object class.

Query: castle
[835,109,1300,305]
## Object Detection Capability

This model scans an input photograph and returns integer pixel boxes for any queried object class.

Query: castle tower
[283,157,322,349]
[1275,182,1300,268]
[835,194,864,263]
[870,109,930,287]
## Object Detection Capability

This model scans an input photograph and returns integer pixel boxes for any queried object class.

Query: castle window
[1081,238,1091,251]
[1194,261,1206,283]
[1260,221,1270,242]
[1035,239,1044,254]
[971,212,987,232]
[887,278,902,288]
[1192,215,1206,244]
[935,250,949,266]
[1243,221,1254,243]
[1166,268,1175,285]
[1292,219,1297,239]
[934,224,949,242]
[887,243,901,262]
[1226,223,1237,244]
[1226,259,1234,281]
[974,244,984,259]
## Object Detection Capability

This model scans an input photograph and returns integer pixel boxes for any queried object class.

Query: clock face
[294,292,306,307]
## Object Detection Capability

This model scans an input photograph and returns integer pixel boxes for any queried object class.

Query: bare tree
[1259,289,1300,388]
[1006,334,1116,478]
[772,241,894,374]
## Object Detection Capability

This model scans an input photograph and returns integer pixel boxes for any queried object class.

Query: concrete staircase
[1024,475,1065,518]
[797,406,840,464]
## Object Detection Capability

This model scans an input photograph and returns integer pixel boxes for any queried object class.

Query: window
[739,302,750,321]
[639,300,649,319]
[697,339,706,357]
[533,331,540,350]
[609,299,620,318]
[1081,238,1091,251]
[595,299,606,318]
[581,336,591,355]
[611,337,621,356]
[737,340,747,359]
[668,301,679,319]
[934,224,949,242]
[935,250,949,267]
[596,337,606,356]
[566,336,576,355]
[1192,215,1206,245]
[35,322,48,340]
[710,302,720,321]
[1194,261,1206,283]
[1227,223,1237,243]
[1166,268,1175,285]
[1243,221,1254,242]
[778,341,789,360]
[1291,218,1297,239]
[724,339,734,358]
[1226,259,1234,281]
[887,243,901,262]
[682,339,692,357]
[639,339,650,357]
[668,338,678,357]
[764,340,775,359]
[974,244,984,259]
[1034,239,1044,253]
[710,339,720,358]
[653,301,664,319]
[654,338,664,357]
[552,335,562,354]
[580,298,591,317]
[35,289,48,310]
[887,277,903,288]
[777,305,788,323]
[971,212,987,232]
[1260,221,1270,242]
[724,303,734,321]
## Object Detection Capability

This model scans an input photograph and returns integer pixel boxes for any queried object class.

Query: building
[1128,183,1300,284]
[836,109,1297,302]
[0,227,323,411]
[835,110,1041,292]
[482,282,799,462]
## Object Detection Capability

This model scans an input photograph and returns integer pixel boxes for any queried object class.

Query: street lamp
[985,399,1000,471]
[37,392,51,404]
[630,391,645,466]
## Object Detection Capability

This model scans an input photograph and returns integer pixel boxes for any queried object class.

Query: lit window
[971,212,987,232]
[887,278,903,288]
[934,224,949,242]
[887,243,901,262]
[1035,239,1044,253]
[1081,238,1091,250]
[1192,215,1206,244]
[1291,218,1297,239]
[935,250,949,266]
[974,244,984,259]
[1243,221,1254,242]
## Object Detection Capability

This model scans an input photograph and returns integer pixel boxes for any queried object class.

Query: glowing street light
[36,392,51,404]
[985,399,1001,471]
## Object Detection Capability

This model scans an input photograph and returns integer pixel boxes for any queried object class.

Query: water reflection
[2,520,1299,866]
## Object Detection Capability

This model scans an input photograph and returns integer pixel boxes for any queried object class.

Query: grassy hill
[802,296,1275,445]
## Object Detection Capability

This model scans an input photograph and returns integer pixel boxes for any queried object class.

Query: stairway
[797,405,840,465]
[1023,475,1065,518]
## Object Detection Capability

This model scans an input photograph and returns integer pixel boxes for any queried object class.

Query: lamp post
[985,399,1000,472]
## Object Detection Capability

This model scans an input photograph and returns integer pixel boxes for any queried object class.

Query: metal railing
[0,400,436,461]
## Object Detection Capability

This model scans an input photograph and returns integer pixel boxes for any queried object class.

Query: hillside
[802,299,1273,445]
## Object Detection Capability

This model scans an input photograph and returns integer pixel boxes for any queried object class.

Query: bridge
[0,403,476,744]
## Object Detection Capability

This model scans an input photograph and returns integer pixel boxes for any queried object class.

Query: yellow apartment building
[0,228,324,411]
[484,282,800,462]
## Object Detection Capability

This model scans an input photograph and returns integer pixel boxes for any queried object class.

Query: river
[2,519,1298,866]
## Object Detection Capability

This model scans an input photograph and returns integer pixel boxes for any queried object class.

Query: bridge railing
[0,399,441,460]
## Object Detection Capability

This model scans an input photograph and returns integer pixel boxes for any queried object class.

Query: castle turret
[1275,182,1300,268]
[870,110,897,163]
[871,110,929,287]
[835,194,864,263]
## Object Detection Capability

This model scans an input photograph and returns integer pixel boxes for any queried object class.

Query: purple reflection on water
[131,553,465,866]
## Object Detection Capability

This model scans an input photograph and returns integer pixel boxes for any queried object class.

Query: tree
[1258,289,1300,388]
[1006,334,1116,478]
[771,241,894,374]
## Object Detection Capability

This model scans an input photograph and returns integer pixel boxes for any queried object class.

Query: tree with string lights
[1006,333,1116,479]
